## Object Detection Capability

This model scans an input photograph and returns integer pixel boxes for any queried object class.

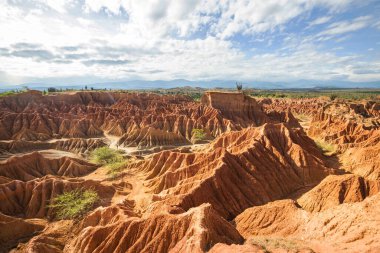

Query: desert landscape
[0,89,378,253]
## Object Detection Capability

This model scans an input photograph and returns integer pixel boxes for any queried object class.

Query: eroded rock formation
[1,91,379,253]
[129,123,334,219]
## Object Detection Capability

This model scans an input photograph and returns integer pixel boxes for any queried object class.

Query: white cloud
[319,15,372,36]
[308,16,332,27]
[0,0,378,85]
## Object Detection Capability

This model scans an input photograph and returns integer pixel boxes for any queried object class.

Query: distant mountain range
[1,79,379,91]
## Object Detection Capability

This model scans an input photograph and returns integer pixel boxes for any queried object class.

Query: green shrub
[192,128,206,141]
[49,188,99,220]
[90,147,129,179]
[329,94,338,101]
[90,146,123,165]
[315,139,337,156]
[107,160,129,179]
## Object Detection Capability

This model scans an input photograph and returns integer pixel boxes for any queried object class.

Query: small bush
[49,188,99,220]
[90,147,129,179]
[249,237,309,252]
[315,139,337,156]
[192,128,206,141]
[107,160,129,179]
[329,94,338,101]
[90,146,123,165]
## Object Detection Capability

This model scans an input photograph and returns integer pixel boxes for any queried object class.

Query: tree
[236,82,243,92]
[48,87,57,92]
[329,94,338,101]
[85,85,88,90]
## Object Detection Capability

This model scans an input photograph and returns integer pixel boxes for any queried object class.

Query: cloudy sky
[0,0,380,86]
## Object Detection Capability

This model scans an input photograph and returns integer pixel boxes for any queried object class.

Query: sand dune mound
[66,203,243,253]
[235,193,380,252]
[0,152,98,182]
[0,176,115,218]
[298,174,380,212]
[131,123,334,219]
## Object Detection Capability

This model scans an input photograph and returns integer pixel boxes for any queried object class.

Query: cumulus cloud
[0,0,378,84]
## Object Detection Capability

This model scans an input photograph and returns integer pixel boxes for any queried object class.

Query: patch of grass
[90,146,129,179]
[294,113,310,122]
[249,237,314,252]
[315,139,337,156]
[192,128,206,141]
[49,188,99,220]
[90,146,123,165]
[329,93,338,101]
[250,89,380,101]
[0,90,19,97]
[107,160,129,179]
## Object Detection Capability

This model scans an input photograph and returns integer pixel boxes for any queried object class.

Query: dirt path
[104,133,140,154]
[125,173,153,214]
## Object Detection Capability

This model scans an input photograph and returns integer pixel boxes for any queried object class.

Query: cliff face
[201,92,269,126]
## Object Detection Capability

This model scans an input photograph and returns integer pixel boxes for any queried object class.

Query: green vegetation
[107,160,129,179]
[90,146,123,165]
[192,128,206,141]
[0,87,29,97]
[0,90,17,97]
[250,89,380,101]
[49,188,99,220]
[329,93,338,101]
[90,146,128,178]
[249,237,313,252]
[189,92,202,101]
[293,113,310,122]
[315,139,337,156]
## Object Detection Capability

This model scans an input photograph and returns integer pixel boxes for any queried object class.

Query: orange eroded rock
[0,176,115,218]
[235,193,380,252]
[130,123,334,219]
[297,174,380,212]
[65,203,243,253]
[0,152,98,182]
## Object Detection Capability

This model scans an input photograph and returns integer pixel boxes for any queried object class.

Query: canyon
[0,90,379,253]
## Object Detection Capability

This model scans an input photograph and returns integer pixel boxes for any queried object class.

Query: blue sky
[0,0,379,86]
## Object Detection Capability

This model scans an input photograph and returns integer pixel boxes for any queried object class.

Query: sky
[0,0,380,86]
